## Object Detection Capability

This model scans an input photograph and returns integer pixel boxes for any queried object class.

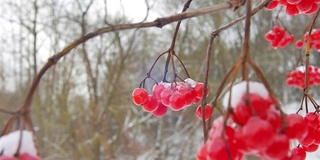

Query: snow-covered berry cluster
[286,65,320,89]
[265,26,294,49]
[132,78,209,118]
[197,81,320,160]
[295,29,320,51]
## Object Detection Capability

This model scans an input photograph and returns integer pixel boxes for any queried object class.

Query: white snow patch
[0,130,37,156]
[185,78,197,88]
[222,81,269,109]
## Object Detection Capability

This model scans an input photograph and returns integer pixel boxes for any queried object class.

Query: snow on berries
[286,65,320,88]
[0,130,41,160]
[295,29,320,51]
[132,78,210,117]
[265,0,320,16]
[197,81,320,160]
[265,26,294,49]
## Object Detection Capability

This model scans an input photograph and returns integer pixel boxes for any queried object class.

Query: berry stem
[296,95,306,114]
[163,0,193,82]
[173,54,190,78]
[304,9,319,113]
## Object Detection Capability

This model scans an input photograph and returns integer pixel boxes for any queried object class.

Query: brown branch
[164,0,194,82]
[241,0,251,81]
[201,34,217,142]
[211,0,272,35]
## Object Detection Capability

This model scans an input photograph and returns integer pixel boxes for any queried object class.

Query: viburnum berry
[305,3,319,15]
[193,83,209,99]
[298,126,316,146]
[206,138,239,160]
[152,103,168,117]
[303,143,319,152]
[263,134,290,159]
[304,112,319,129]
[178,87,194,106]
[266,1,279,10]
[295,39,303,48]
[240,117,276,150]
[291,147,306,160]
[169,93,186,111]
[196,144,207,160]
[160,88,173,106]
[284,113,307,139]
[132,88,149,105]
[296,0,314,13]
[152,83,165,100]
[142,96,158,112]
[196,104,213,121]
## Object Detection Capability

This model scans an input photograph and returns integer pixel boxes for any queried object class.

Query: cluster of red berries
[132,78,210,118]
[295,29,320,51]
[197,81,320,160]
[266,0,320,16]
[265,26,294,49]
[286,65,320,89]
[0,153,41,160]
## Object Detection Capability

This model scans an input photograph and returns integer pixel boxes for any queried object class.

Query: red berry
[152,84,165,100]
[196,144,208,160]
[265,32,275,41]
[305,3,319,15]
[132,88,149,105]
[304,112,319,129]
[196,104,213,121]
[241,117,275,150]
[152,103,168,117]
[193,83,209,99]
[291,147,306,160]
[264,108,282,132]
[263,134,290,159]
[295,40,303,48]
[266,1,279,10]
[303,143,319,152]
[169,93,186,111]
[298,126,316,146]
[160,88,173,106]
[142,96,158,112]
[296,0,314,12]
[286,4,299,16]
[206,138,238,160]
[285,114,308,139]
[179,87,195,106]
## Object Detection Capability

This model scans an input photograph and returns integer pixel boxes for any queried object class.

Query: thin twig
[304,9,320,114]
[201,34,217,142]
